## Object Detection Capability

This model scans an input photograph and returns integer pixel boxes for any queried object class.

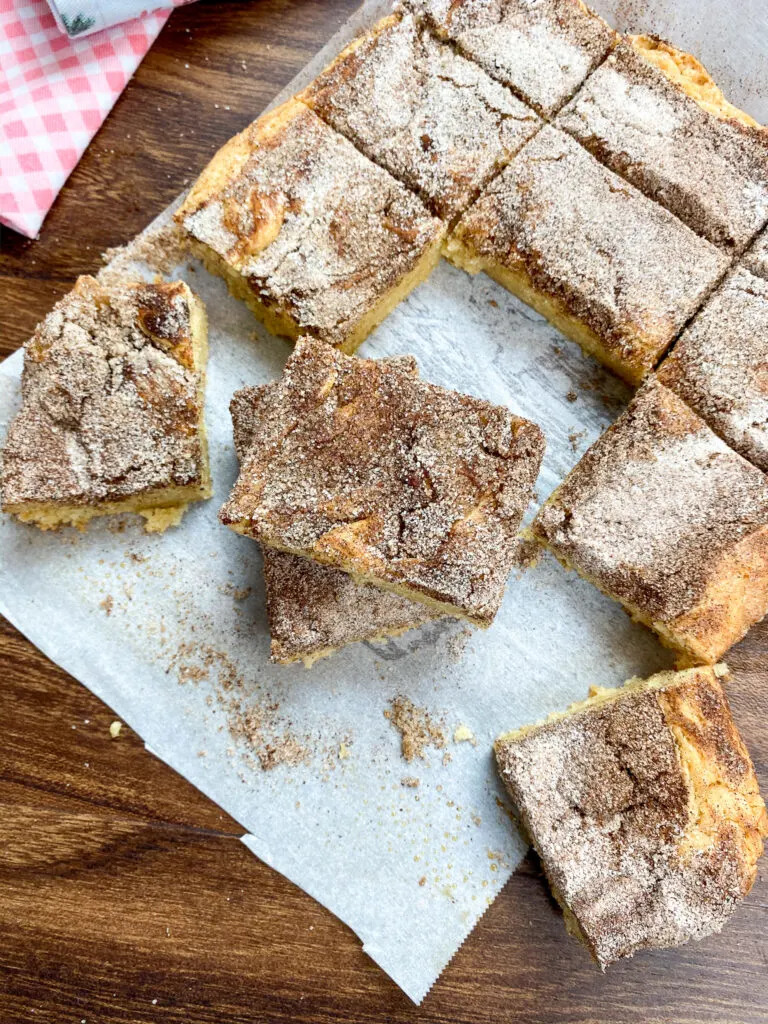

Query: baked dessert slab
[405,0,616,118]
[446,126,729,385]
[495,665,768,968]
[1,275,211,532]
[176,98,444,354]
[230,379,440,667]
[657,267,768,472]
[299,12,542,222]
[555,37,768,251]
[220,337,546,626]
[532,380,768,664]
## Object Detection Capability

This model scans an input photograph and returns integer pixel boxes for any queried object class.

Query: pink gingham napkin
[0,0,190,239]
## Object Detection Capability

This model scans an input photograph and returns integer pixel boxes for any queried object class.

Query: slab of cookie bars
[176,98,444,354]
[1,275,211,532]
[405,0,616,118]
[446,125,729,385]
[555,38,768,251]
[494,666,768,968]
[230,380,440,667]
[298,12,541,222]
[657,267,768,472]
[532,380,768,664]
[220,337,545,626]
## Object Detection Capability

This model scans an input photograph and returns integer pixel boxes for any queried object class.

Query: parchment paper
[1,0,765,1002]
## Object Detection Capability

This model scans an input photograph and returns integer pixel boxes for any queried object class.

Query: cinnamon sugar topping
[405,0,616,117]
[556,42,768,250]
[220,337,545,625]
[301,12,541,221]
[1,275,207,512]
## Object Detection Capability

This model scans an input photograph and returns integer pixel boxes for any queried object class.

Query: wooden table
[1,3,767,1021]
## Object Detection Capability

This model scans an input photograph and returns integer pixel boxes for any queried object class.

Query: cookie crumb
[109,721,122,739]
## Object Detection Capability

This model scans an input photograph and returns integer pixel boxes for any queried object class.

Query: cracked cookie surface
[300,12,541,221]
[1,275,210,530]
[176,98,444,353]
[447,126,729,384]
[657,267,768,472]
[495,666,768,967]
[533,380,768,663]
[405,0,616,117]
[556,41,768,251]
[220,337,545,625]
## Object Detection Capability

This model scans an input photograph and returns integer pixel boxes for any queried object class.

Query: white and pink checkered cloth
[0,0,193,239]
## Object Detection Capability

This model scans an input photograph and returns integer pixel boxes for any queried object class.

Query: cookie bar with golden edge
[176,98,444,354]
[1,276,211,532]
[446,126,729,385]
[220,337,545,626]
[494,666,768,968]
[533,380,768,664]
[556,38,768,251]
[657,268,768,472]
[405,0,616,118]
[229,379,440,667]
[299,12,541,222]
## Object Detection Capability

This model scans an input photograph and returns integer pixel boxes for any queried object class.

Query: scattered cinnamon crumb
[419,876,426,886]
[566,390,578,402]
[453,724,476,745]
[568,428,587,451]
[401,776,420,788]
[385,695,446,762]
[100,595,114,616]
[446,627,473,663]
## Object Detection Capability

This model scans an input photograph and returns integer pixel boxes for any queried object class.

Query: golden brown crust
[495,666,768,967]
[176,98,444,352]
[1,276,211,531]
[447,126,729,384]
[220,337,545,626]
[299,12,541,221]
[556,41,768,251]
[532,380,768,663]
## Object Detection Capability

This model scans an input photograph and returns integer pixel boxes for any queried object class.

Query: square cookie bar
[1,276,211,532]
[532,380,768,664]
[495,666,768,968]
[446,126,729,384]
[556,38,768,251]
[405,0,616,118]
[657,267,768,472]
[220,337,545,626]
[176,98,444,354]
[230,381,439,667]
[299,12,541,222]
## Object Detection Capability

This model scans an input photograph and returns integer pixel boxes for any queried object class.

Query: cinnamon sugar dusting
[301,12,541,220]
[533,380,768,623]
[405,0,616,117]
[495,668,767,966]
[657,267,768,472]
[220,338,545,625]
[0,275,207,512]
[385,695,446,762]
[178,99,443,349]
[556,42,768,251]
[453,126,729,376]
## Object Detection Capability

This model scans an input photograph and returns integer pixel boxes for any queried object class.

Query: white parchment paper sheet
[1,0,765,1003]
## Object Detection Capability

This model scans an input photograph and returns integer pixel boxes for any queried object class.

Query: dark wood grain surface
[1,3,767,1021]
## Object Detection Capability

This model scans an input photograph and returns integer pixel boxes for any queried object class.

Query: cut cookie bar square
[229,380,439,667]
[1,275,211,532]
[299,12,541,222]
[494,666,768,968]
[446,126,729,384]
[220,337,545,626]
[657,267,768,472]
[405,0,616,118]
[556,38,768,251]
[532,380,768,664]
[176,98,444,354]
